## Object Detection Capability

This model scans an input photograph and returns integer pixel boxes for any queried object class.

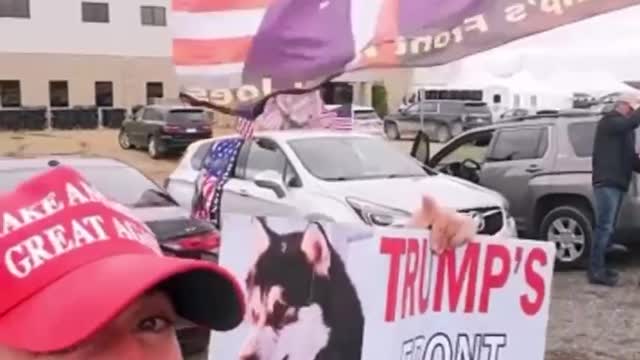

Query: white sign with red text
[210,215,556,360]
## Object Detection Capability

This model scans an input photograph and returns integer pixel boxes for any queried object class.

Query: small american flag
[236,117,255,139]
[192,138,243,227]
[319,103,354,131]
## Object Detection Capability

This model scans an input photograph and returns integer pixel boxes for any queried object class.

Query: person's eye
[137,316,175,333]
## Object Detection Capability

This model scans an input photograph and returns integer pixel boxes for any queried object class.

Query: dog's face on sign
[239,218,332,360]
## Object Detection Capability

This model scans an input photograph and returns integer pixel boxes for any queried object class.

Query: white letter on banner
[482,334,507,360]
[424,333,452,360]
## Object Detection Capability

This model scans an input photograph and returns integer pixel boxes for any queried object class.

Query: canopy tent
[544,71,640,96]
[445,69,507,90]
[497,71,554,94]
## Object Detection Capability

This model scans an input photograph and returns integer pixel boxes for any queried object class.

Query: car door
[140,108,165,140]
[222,137,300,217]
[123,108,144,146]
[130,108,154,145]
[428,129,495,182]
[478,126,550,228]
[418,102,439,132]
[165,140,215,209]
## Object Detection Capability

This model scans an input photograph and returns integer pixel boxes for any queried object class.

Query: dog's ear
[253,217,270,256]
[301,223,330,276]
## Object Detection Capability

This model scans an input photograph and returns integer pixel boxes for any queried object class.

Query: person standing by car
[590,93,640,286]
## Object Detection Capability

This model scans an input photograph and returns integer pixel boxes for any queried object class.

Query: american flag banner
[236,117,255,139]
[172,0,640,95]
[192,138,244,227]
[326,103,354,131]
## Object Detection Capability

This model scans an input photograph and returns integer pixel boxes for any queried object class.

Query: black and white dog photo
[239,217,365,360]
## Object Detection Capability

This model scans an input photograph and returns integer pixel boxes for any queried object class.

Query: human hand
[408,194,477,254]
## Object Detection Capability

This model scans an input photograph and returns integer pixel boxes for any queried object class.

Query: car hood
[317,174,502,212]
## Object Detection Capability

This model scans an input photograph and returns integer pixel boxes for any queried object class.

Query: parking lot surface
[1,130,639,360]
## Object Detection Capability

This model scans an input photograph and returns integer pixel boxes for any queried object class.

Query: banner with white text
[210,215,556,360]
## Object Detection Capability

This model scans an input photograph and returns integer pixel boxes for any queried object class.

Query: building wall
[0,0,176,109]
[0,53,178,108]
[0,0,171,57]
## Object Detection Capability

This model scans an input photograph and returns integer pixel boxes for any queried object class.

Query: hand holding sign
[408,195,477,254]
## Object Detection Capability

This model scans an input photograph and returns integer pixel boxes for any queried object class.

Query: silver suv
[413,111,640,268]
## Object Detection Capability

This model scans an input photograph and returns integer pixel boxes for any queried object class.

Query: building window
[0,81,22,108]
[146,82,164,104]
[530,95,538,108]
[513,94,521,108]
[0,0,29,18]
[141,6,166,26]
[49,81,69,107]
[95,81,113,107]
[82,2,109,23]
[492,94,502,104]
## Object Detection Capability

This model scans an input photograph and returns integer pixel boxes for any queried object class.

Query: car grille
[459,207,504,235]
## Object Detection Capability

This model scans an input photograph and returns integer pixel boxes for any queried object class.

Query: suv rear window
[168,109,206,122]
[463,102,490,113]
[354,110,379,120]
[568,122,597,157]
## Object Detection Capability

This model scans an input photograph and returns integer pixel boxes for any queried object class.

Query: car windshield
[0,165,175,208]
[288,137,428,181]
[167,109,206,122]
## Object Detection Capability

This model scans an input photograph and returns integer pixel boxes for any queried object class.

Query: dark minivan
[384,99,493,143]
[119,105,213,159]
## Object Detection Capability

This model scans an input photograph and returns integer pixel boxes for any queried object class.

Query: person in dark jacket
[590,93,640,286]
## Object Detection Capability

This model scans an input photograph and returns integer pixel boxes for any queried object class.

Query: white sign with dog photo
[211,215,556,360]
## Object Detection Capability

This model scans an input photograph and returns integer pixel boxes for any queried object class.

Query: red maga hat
[0,166,244,353]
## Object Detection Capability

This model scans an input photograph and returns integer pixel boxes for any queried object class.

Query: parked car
[411,111,640,269]
[165,130,517,238]
[383,99,492,143]
[499,108,530,121]
[0,156,219,355]
[118,105,212,159]
[325,104,384,136]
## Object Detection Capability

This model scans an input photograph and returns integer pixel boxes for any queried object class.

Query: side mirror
[254,170,287,198]
[411,130,431,166]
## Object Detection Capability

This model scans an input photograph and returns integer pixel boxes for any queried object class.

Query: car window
[288,136,427,181]
[243,139,288,180]
[439,132,494,165]
[354,110,379,120]
[463,102,491,114]
[142,108,163,121]
[405,104,419,114]
[191,141,214,170]
[168,109,206,122]
[568,122,597,157]
[488,127,548,161]
[0,166,173,208]
[142,108,153,120]
[421,102,438,113]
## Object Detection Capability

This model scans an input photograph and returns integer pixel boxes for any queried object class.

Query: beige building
[0,0,411,114]
[0,0,177,110]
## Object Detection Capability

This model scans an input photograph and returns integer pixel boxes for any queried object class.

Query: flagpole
[419,89,424,133]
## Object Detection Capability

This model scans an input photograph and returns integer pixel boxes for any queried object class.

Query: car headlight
[346,197,412,226]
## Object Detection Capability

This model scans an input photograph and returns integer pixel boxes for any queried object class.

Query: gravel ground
[2,131,639,360]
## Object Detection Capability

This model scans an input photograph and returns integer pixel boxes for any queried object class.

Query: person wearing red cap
[0,166,245,359]
[0,166,476,359]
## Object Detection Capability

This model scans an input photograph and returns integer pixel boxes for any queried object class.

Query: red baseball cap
[0,166,245,353]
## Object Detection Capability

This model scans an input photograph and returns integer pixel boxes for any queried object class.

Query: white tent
[498,71,550,93]
[545,71,640,96]
[446,70,506,89]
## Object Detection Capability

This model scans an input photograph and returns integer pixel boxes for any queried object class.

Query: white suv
[165,130,516,236]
